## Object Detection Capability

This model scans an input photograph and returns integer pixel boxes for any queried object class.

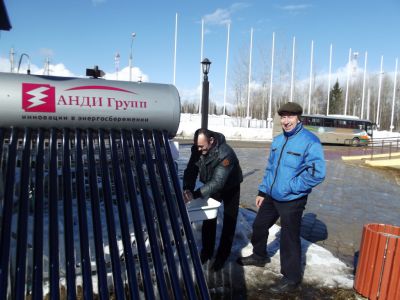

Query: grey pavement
[177,141,400,267]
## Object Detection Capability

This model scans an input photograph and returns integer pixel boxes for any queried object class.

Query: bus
[273,114,375,145]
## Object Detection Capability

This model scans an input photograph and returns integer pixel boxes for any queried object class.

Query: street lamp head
[131,32,136,38]
[201,58,211,75]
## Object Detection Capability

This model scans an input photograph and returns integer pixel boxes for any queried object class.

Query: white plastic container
[186,198,221,222]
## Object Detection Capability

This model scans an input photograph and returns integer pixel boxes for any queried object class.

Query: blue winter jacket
[258,122,326,202]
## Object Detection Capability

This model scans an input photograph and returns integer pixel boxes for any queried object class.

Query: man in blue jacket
[237,102,326,293]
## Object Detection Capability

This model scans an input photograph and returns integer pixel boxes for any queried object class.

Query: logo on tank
[22,83,56,112]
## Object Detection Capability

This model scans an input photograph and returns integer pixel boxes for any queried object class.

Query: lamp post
[201,58,211,129]
[129,32,136,81]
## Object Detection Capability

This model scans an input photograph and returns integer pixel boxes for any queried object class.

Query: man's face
[280,114,299,132]
[196,133,214,155]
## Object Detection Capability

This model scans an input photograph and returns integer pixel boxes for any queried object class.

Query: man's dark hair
[193,128,214,144]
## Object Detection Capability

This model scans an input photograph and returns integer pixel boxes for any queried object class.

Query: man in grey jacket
[183,128,243,271]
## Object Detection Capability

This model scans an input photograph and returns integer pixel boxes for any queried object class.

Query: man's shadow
[200,205,251,299]
[300,212,328,244]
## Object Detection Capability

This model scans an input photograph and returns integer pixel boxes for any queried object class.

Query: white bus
[273,114,375,145]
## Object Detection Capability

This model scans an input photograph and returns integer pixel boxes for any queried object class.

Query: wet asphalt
[175,139,400,267]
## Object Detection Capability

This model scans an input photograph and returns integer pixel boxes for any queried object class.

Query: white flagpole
[290,36,296,102]
[223,22,231,116]
[307,40,314,114]
[361,51,368,119]
[199,18,204,114]
[173,13,178,85]
[390,58,398,132]
[327,43,332,115]
[246,27,253,124]
[345,48,351,115]
[267,32,275,129]
[367,88,371,120]
[376,55,384,128]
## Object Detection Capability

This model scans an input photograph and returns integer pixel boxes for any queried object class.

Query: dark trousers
[251,195,307,283]
[201,186,240,261]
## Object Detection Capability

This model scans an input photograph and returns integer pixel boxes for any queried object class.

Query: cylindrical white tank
[0,72,181,136]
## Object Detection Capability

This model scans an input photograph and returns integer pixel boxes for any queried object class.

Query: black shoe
[210,258,226,272]
[270,277,300,293]
[200,252,212,264]
[236,253,270,267]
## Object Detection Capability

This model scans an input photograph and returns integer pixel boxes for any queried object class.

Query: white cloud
[0,55,152,82]
[36,63,76,77]
[178,85,201,103]
[103,66,149,82]
[0,57,12,72]
[204,8,232,26]
[278,4,312,12]
[230,2,251,13]
[0,55,76,76]
[203,3,250,26]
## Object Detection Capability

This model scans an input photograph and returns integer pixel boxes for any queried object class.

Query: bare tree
[312,83,326,114]
[378,74,393,129]
[231,43,250,118]
[181,100,198,114]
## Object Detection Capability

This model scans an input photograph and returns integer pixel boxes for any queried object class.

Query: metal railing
[345,136,400,160]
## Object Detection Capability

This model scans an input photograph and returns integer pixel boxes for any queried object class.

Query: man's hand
[255,195,265,208]
[183,190,193,203]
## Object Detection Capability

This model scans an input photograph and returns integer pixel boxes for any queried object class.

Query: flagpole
[361,51,368,119]
[376,55,384,128]
[199,18,204,114]
[345,48,351,115]
[367,88,371,120]
[290,36,295,102]
[327,43,332,115]
[246,27,253,127]
[307,40,314,114]
[267,32,275,129]
[223,22,231,117]
[390,58,398,132]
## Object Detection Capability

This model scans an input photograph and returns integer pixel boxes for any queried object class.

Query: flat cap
[278,102,303,116]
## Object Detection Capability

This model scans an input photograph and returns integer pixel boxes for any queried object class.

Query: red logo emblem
[22,83,56,112]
